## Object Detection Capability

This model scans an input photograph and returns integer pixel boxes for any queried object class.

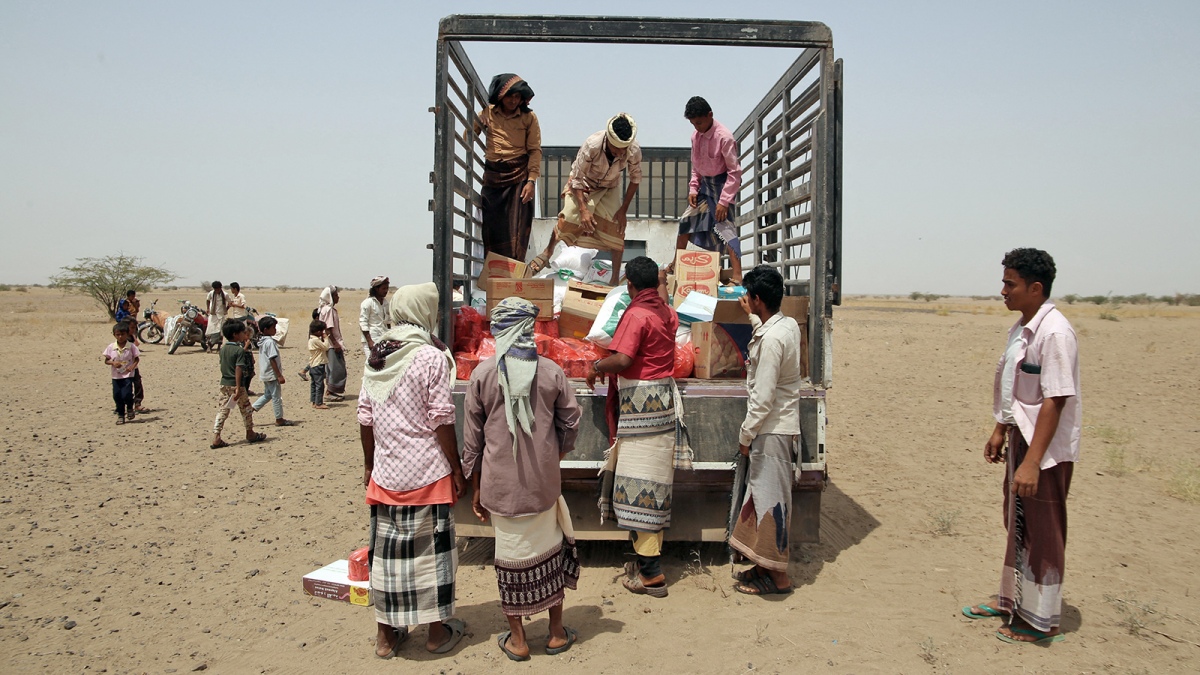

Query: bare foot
[313,404,329,410]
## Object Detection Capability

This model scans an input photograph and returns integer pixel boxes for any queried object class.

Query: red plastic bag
[673,340,695,379]
[454,351,479,380]
[534,320,559,338]
[348,546,370,582]
[555,338,595,378]
[534,333,554,356]
[477,335,496,359]
[452,306,485,354]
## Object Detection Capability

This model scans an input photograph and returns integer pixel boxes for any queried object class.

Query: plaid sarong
[368,503,457,627]
[678,173,741,257]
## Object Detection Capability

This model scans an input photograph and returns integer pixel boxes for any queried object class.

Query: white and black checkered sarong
[368,503,457,627]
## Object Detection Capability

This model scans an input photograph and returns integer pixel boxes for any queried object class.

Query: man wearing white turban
[527,113,642,285]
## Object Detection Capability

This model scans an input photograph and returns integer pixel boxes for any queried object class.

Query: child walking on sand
[102,323,140,424]
[308,320,330,410]
[211,321,267,448]
[251,316,295,426]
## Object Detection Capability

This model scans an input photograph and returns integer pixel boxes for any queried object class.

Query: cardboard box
[302,559,372,607]
[486,278,554,320]
[482,252,528,294]
[557,280,613,339]
[692,322,747,379]
[712,295,809,325]
[672,250,720,308]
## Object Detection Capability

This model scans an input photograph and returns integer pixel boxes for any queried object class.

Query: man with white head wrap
[460,297,582,660]
[527,113,642,284]
[317,286,346,400]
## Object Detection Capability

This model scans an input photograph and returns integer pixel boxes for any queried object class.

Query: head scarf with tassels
[361,282,455,404]
[317,285,338,308]
[490,297,540,454]
[487,73,535,113]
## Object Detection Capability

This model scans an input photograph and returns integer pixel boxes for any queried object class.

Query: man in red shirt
[588,256,691,597]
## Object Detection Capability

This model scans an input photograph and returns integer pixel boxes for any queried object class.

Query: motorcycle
[137,299,171,344]
[167,300,210,355]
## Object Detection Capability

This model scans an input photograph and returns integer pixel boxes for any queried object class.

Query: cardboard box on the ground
[482,252,528,294]
[672,250,720,308]
[302,559,372,607]
[486,278,554,320]
[558,280,612,339]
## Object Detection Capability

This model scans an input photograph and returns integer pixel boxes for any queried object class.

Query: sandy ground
[2,287,1199,674]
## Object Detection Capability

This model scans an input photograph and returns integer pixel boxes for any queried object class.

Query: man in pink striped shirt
[677,96,744,283]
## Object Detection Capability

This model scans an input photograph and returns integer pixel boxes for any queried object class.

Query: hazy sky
[2,1,1197,295]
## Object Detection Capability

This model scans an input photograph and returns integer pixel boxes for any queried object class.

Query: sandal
[210,440,229,449]
[734,567,763,584]
[116,417,125,425]
[996,626,1064,645]
[734,574,793,596]
[247,432,267,444]
[545,626,578,656]
[297,370,309,382]
[622,574,668,598]
[496,630,530,662]
[963,603,1009,620]
[274,419,297,427]
[526,253,550,277]
[428,617,466,654]
[375,626,409,659]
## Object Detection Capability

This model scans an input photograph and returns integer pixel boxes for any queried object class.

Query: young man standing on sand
[359,276,390,357]
[729,265,801,596]
[677,96,743,283]
[587,256,691,597]
[963,248,1081,646]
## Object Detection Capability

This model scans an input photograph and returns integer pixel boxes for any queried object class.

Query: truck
[429,15,842,544]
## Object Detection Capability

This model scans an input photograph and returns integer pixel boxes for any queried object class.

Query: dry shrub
[1166,465,1200,503]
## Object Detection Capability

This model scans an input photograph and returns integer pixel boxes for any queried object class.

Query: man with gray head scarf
[317,286,345,400]
[460,297,582,660]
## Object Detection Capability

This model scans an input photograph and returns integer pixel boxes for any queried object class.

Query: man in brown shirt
[475,74,542,262]
[461,297,582,660]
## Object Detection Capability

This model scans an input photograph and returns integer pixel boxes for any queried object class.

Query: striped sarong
[998,428,1073,632]
[598,377,692,531]
[492,496,580,616]
[729,434,798,572]
[368,503,457,627]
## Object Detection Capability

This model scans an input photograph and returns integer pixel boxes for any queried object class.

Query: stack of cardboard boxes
[472,251,809,381]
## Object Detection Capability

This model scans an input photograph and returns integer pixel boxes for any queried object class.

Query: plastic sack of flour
[584,285,631,348]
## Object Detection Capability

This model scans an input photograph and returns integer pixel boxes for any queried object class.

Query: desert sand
[2,287,1198,674]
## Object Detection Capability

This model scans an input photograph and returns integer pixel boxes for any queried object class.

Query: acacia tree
[51,254,177,319]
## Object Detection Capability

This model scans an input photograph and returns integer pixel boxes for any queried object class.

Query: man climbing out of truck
[587,256,691,597]
[729,265,800,596]
[475,73,541,262]
[528,114,641,284]
[962,248,1080,646]
[677,96,744,284]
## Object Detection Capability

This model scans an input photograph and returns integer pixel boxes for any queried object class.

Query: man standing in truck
[729,265,800,596]
[962,248,1081,646]
[587,256,690,597]
[528,113,641,284]
[475,73,541,262]
[677,96,744,284]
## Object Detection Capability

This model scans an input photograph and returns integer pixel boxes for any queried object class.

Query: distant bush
[275,285,290,293]
[0,284,10,292]
[14,286,28,292]
[200,280,211,291]
[909,292,945,302]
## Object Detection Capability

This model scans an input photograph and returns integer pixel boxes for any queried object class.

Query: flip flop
[545,626,578,656]
[963,604,1009,620]
[274,420,297,427]
[247,432,267,443]
[622,575,668,598]
[210,440,229,449]
[996,626,1064,645]
[428,617,466,654]
[496,630,530,662]
[375,627,409,659]
[734,574,794,596]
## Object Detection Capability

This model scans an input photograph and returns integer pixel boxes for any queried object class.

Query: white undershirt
[999,328,1023,424]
